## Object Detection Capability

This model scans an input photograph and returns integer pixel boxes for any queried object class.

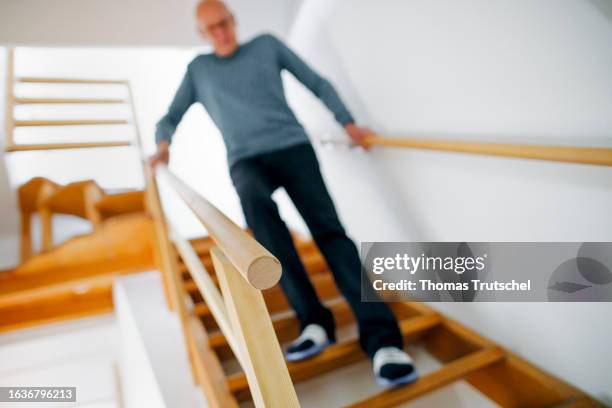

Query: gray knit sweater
[155,33,354,167]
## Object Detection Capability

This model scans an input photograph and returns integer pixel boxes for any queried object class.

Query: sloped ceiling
[0,0,303,46]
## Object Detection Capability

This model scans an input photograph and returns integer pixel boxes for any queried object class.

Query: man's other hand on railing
[149,140,170,168]
[345,123,375,150]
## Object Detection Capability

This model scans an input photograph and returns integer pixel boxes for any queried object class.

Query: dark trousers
[229,142,403,358]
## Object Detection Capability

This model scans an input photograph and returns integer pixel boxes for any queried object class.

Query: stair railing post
[211,246,300,408]
[143,163,182,312]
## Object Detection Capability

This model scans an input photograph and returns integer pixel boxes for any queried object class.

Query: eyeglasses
[204,16,233,34]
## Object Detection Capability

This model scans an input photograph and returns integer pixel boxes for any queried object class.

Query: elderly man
[150,0,417,387]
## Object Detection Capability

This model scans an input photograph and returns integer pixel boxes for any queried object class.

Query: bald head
[196,0,230,19]
[196,0,238,57]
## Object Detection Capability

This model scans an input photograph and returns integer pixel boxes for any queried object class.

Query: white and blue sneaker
[285,324,334,362]
[373,347,419,387]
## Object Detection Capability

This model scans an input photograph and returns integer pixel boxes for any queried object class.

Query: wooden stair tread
[0,273,115,333]
[227,314,443,400]
[345,346,506,408]
[192,273,340,321]
[209,298,354,360]
[0,273,117,307]
[208,299,416,361]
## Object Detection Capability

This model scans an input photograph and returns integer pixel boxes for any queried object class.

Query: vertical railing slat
[212,247,300,408]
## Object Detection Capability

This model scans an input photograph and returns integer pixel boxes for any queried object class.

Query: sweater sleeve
[270,35,355,126]
[155,66,196,145]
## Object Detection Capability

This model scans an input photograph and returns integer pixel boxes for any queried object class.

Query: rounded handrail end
[247,256,282,290]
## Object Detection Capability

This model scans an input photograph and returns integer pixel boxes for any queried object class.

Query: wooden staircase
[1,50,603,407]
[174,235,602,408]
[0,210,153,332]
[0,200,602,406]
[0,50,153,334]
[0,223,601,406]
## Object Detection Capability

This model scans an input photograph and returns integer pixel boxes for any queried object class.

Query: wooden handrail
[156,165,281,290]
[363,135,612,167]
[154,166,298,406]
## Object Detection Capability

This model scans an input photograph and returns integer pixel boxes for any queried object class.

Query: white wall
[285,0,612,403]
[0,315,119,407]
[114,271,203,408]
